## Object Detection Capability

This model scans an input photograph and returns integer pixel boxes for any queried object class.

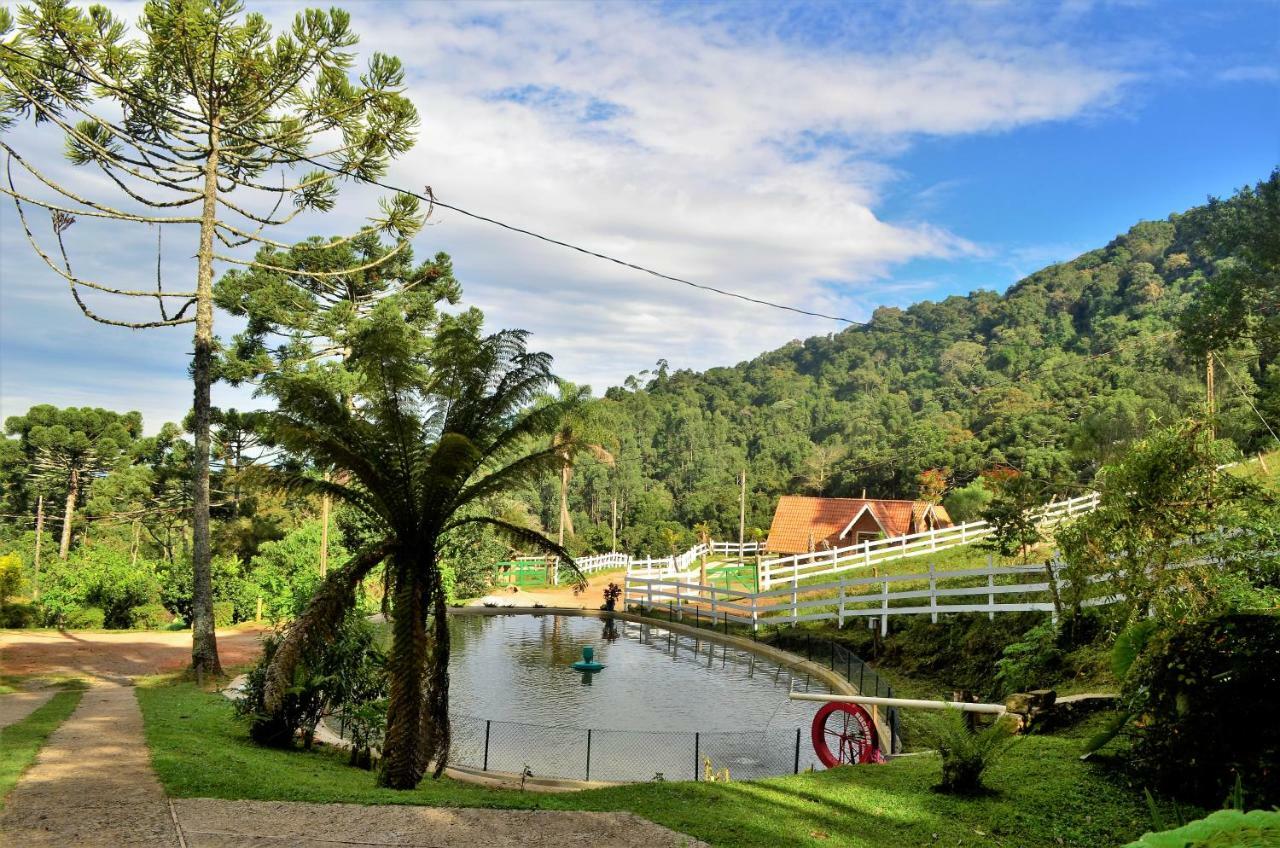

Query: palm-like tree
[256,314,585,789]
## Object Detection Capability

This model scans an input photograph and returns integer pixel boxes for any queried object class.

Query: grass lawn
[138,679,1175,848]
[0,683,85,806]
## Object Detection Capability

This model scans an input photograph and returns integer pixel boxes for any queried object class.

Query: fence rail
[625,558,1090,634]
[753,491,1099,589]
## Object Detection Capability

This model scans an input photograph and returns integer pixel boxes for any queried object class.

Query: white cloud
[0,1,1135,424]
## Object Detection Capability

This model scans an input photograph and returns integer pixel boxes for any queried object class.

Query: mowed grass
[138,679,1172,848]
[0,683,85,806]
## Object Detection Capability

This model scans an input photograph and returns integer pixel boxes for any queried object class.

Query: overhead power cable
[1212,351,1280,447]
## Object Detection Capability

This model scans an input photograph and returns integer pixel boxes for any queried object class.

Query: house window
[855,532,882,544]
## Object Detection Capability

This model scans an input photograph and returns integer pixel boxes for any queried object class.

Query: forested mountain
[535,177,1279,555]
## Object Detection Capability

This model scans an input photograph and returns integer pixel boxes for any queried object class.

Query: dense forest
[528,173,1279,555]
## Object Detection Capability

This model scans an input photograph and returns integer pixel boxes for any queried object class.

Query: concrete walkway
[172,799,706,847]
[0,682,179,847]
[0,688,55,731]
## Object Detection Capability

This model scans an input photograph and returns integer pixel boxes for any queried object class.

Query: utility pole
[739,469,747,548]
[611,496,618,553]
[1207,352,1216,439]
[32,495,44,600]
[319,490,330,576]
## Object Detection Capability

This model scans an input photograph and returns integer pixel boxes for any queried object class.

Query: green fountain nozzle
[582,646,595,663]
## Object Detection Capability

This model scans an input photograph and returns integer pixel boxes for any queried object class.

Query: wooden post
[319,490,330,576]
[738,469,746,549]
[32,495,44,600]
[255,595,262,623]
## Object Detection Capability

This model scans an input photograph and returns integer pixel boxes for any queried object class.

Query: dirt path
[0,626,267,680]
[171,799,705,847]
[0,688,55,730]
[0,682,178,847]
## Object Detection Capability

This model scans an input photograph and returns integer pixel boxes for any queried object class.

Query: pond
[435,613,832,782]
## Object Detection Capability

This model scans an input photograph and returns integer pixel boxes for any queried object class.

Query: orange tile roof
[764,496,952,555]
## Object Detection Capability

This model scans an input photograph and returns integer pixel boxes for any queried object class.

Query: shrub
[63,606,106,629]
[237,612,386,756]
[994,619,1061,695]
[236,630,326,749]
[40,546,163,628]
[129,602,172,630]
[212,601,236,628]
[1123,613,1280,807]
[923,708,1018,795]
[0,601,38,628]
[0,552,25,607]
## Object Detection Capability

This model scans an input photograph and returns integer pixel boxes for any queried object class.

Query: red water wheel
[810,701,882,768]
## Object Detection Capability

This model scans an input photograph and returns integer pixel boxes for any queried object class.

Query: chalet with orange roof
[764,495,953,555]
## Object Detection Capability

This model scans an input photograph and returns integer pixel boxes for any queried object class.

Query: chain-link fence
[445,714,819,782]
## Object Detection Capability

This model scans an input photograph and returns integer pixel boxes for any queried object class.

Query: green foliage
[40,546,162,628]
[212,601,235,628]
[0,552,24,606]
[922,708,1019,794]
[994,619,1062,695]
[1121,613,1280,807]
[237,613,386,754]
[1123,810,1280,848]
[0,601,39,628]
[1058,421,1276,623]
[942,478,992,523]
[979,472,1045,562]
[128,602,172,630]
[236,521,345,622]
[157,554,242,623]
[63,606,105,629]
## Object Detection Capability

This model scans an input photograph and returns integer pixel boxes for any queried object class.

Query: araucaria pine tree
[0,0,423,676]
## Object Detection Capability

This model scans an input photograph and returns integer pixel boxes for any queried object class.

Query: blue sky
[1,0,1277,430]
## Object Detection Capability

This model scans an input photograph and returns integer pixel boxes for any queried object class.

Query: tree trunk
[58,468,78,559]
[319,491,330,576]
[190,119,223,679]
[33,495,44,599]
[425,571,452,779]
[379,555,431,789]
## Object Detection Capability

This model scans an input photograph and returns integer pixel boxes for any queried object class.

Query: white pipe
[789,692,1007,714]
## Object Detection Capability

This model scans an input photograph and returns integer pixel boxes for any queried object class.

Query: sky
[1,0,1277,431]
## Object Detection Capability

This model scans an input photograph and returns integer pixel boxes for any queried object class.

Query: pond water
[434,613,832,781]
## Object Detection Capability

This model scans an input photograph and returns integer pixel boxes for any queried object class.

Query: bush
[213,601,235,627]
[994,619,1062,695]
[1123,613,1280,807]
[237,612,386,756]
[40,546,163,628]
[924,708,1018,795]
[0,601,39,628]
[129,602,172,630]
[63,606,106,629]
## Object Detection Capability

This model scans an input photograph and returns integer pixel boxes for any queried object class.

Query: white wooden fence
[545,490,1101,586]
[625,560,1062,634]
[753,491,1099,589]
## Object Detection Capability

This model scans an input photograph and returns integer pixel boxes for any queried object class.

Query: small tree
[0,0,423,677]
[978,470,1044,564]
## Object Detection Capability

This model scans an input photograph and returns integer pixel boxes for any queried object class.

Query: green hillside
[537,173,1279,555]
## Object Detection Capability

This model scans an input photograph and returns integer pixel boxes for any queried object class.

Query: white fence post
[928,562,937,623]
[791,570,799,617]
[837,578,846,629]
[880,578,889,636]
[987,572,995,621]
